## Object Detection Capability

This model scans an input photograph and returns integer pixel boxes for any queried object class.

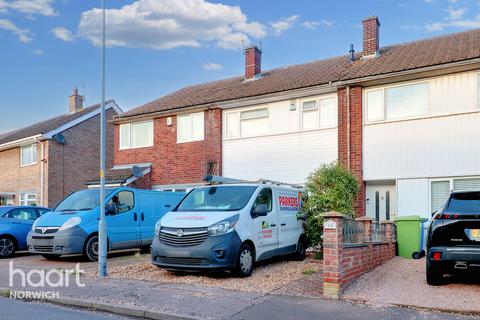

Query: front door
[366,185,396,221]
[106,190,140,250]
[251,187,278,260]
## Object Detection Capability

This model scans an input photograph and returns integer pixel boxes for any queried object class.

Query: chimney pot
[69,87,84,113]
[362,16,380,58]
[244,45,262,80]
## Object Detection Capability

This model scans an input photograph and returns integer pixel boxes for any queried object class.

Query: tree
[303,162,359,248]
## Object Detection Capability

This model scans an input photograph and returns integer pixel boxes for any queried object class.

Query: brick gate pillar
[322,212,345,299]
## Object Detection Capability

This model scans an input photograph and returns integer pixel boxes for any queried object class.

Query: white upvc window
[302,97,337,130]
[177,112,204,143]
[20,193,37,206]
[119,120,154,149]
[20,144,37,167]
[366,82,429,122]
[239,108,269,137]
[430,177,480,212]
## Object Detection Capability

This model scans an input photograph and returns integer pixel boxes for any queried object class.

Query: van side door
[277,190,302,254]
[138,192,176,246]
[251,187,279,261]
[106,190,140,250]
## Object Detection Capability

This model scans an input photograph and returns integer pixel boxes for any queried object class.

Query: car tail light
[433,252,442,261]
[434,213,461,219]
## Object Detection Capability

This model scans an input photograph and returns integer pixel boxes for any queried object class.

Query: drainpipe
[34,137,45,207]
[346,87,351,171]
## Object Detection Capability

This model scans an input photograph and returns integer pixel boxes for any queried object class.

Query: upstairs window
[240,108,269,137]
[177,112,204,143]
[302,97,337,130]
[366,82,429,122]
[119,120,154,149]
[20,144,37,166]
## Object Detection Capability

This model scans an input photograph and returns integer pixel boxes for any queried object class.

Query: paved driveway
[343,257,480,314]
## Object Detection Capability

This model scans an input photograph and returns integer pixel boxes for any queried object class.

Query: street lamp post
[98,0,108,278]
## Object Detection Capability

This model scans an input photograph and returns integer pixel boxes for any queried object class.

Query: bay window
[119,120,153,149]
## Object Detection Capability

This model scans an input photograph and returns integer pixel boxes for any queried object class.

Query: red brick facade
[338,87,365,216]
[114,109,222,188]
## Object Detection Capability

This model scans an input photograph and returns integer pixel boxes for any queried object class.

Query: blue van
[27,187,185,261]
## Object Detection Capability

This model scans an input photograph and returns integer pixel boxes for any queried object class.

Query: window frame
[19,193,37,206]
[364,81,430,124]
[300,97,338,130]
[177,112,205,144]
[239,108,269,137]
[119,120,154,150]
[253,188,273,213]
[429,176,480,213]
[20,143,37,167]
[108,190,135,214]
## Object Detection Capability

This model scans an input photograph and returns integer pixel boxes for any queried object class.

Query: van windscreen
[55,189,114,212]
[176,186,257,212]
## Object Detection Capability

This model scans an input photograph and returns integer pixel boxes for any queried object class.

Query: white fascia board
[0,134,42,151]
[43,101,120,139]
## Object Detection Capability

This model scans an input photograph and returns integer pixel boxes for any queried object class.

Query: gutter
[0,134,43,152]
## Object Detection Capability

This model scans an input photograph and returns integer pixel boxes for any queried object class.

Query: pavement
[0,297,129,320]
[1,253,479,320]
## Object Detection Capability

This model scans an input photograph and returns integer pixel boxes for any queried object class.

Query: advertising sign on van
[278,192,302,211]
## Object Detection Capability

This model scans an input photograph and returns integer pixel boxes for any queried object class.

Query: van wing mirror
[252,204,268,217]
[431,210,438,218]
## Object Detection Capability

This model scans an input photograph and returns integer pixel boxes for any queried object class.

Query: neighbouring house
[0,89,121,207]
[111,16,480,218]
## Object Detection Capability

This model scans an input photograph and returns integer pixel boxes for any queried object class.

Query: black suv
[426,191,480,285]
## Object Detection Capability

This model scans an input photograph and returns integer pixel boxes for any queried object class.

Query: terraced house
[0,90,121,207]
[111,16,480,218]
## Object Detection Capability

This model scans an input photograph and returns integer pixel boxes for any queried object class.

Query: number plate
[471,229,480,241]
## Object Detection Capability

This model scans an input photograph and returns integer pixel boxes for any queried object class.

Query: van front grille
[158,256,207,266]
[34,246,53,253]
[159,227,208,247]
[35,227,59,234]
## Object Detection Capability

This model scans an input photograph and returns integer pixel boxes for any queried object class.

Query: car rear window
[446,192,480,213]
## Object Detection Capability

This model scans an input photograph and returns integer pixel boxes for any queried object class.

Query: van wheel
[84,235,99,262]
[426,259,444,286]
[0,237,15,258]
[42,254,61,260]
[293,238,307,261]
[235,243,254,278]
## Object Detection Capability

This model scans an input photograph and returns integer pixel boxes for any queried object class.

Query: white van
[151,179,306,277]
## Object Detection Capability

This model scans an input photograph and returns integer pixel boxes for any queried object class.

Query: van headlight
[155,220,162,235]
[208,215,239,236]
[31,218,40,231]
[59,217,82,231]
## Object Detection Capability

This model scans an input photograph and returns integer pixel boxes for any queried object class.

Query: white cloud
[301,20,333,30]
[270,15,299,35]
[0,18,32,42]
[52,26,73,41]
[0,0,57,16]
[202,62,223,71]
[33,48,43,54]
[425,5,479,32]
[78,0,266,51]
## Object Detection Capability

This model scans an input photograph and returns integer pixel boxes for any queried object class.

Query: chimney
[362,16,380,58]
[69,87,84,113]
[244,45,262,80]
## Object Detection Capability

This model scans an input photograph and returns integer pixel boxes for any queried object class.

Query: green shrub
[303,162,359,248]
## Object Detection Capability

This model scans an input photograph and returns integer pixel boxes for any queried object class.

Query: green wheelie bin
[394,215,428,259]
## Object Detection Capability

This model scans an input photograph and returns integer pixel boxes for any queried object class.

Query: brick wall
[322,212,396,299]
[47,108,116,207]
[0,144,42,205]
[362,16,380,56]
[114,109,222,188]
[245,46,261,79]
[338,87,365,216]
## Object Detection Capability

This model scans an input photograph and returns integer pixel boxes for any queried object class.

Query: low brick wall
[322,212,396,299]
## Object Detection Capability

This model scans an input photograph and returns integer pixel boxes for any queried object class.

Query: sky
[0,0,479,132]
